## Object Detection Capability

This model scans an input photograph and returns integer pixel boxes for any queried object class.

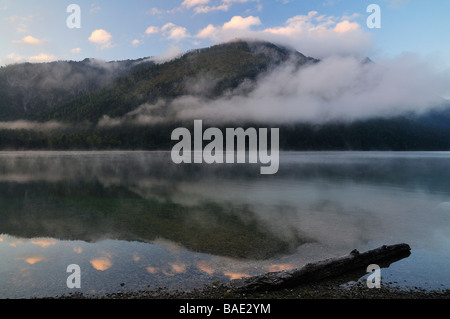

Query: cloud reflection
[31,238,57,248]
[264,264,295,272]
[162,263,187,276]
[9,239,24,247]
[90,256,113,271]
[14,256,45,265]
[197,261,215,275]
[146,266,159,274]
[223,271,251,280]
[25,257,44,265]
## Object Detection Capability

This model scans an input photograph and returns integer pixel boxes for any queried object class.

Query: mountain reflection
[1,151,450,261]
[0,151,308,259]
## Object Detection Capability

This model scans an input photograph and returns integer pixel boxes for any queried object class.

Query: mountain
[36,40,317,123]
[0,40,315,124]
[0,39,449,151]
[0,57,154,121]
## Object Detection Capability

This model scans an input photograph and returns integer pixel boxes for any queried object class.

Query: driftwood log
[231,243,411,292]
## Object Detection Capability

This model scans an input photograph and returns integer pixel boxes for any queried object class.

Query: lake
[0,151,449,298]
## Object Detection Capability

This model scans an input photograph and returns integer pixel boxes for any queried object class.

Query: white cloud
[143,23,190,42]
[182,0,259,15]
[223,15,261,30]
[145,26,160,35]
[264,11,331,36]
[182,0,210,8]
[193,11,372,59]
[223,0,259,3]
[131,39,142,47]
[161,23,190,41]
[5,53,24,64]
[147,7,163,15]
[193,4,229,14]
[28,53,56,63]
[261,12,371,58]
[333,20,360,33]
[71,47,82,54]
[12,35,43,45]
[88,29,114,49]
[161,23,176,31]
[196,15,262,41]
[3,52,56,64]
[197,24,219,39]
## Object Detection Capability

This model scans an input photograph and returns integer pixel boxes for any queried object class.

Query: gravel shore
[54,275,450,300]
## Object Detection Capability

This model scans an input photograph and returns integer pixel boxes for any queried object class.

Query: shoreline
[49,271,450,300]
[45,244,450,300]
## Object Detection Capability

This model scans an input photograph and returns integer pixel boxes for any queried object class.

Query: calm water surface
[0,151,449,298]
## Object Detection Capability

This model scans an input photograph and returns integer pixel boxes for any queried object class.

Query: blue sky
[0,0,449,69]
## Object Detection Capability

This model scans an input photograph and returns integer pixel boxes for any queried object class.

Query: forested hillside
[0,40,449,151]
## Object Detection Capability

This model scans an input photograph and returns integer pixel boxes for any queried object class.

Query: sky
[0,0,450,69]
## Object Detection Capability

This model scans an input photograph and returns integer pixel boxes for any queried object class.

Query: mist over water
[0,151,449,298]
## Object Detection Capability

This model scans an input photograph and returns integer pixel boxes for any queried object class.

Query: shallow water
[0,151,449,298]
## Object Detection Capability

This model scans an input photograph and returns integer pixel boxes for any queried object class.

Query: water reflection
[0,151,449,297]
[0,151,310,259]
[90,255,113,271]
